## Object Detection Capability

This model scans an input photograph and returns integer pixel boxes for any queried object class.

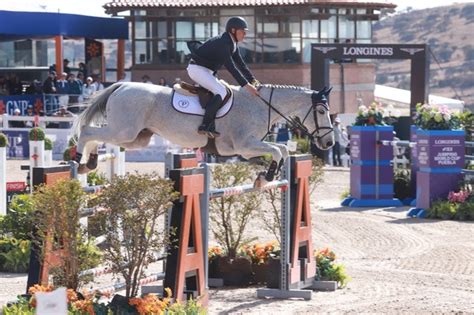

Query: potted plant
[314,248,350,289]
[0,133,8,148]
[209,163,261,286]
[44,137,53,165]
[28,127,46,167]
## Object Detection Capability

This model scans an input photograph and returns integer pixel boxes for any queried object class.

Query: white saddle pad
[171,90,234,118]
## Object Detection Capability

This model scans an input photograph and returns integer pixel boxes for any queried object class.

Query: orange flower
[66,289,78,303]
[72,299,95,314]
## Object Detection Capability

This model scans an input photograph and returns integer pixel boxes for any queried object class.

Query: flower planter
[0,147,6,215]
[342,126,402,207]
[408,129,465,217]
[251,263,268,284]
[109,294,139,315]
[218,257,252,286]
[264,257,281,289]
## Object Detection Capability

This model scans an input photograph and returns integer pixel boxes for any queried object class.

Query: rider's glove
[251,79,261,87]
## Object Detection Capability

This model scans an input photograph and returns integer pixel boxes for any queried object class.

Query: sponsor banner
[0,95,44,115]
[6,182,27,212]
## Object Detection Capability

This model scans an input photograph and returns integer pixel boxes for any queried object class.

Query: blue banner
[0,94,44,115]
[3,130,29,158]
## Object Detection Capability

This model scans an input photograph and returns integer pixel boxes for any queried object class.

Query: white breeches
[187,64,227,99]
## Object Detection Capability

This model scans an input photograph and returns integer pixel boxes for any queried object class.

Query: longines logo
[343,47,393,56]
[178,100,189,108]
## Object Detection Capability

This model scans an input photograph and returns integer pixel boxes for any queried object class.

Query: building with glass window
[104,0,395,113]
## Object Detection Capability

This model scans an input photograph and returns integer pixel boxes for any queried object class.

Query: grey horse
[72,82,334,183]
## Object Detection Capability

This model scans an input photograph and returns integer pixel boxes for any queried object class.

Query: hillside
[373,3,474,108]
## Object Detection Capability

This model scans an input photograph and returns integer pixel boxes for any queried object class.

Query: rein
[257,86,333,142]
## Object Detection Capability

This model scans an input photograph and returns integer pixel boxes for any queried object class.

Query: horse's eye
[318,109,325,115]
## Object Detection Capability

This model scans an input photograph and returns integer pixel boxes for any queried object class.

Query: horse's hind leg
[75,125,142,174]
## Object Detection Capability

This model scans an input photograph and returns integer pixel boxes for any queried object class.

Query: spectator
[0,76,9,95]
[93,75,104,91]
[78,62,87,78]
[82,77,96,100]
[24,105,35,128]
[142,75,153,84]
[56,72,70,107]
[332,117,343,166]
[43,71,57,94]
[52,105,75,128]
[67,73,82,105]
[7,75,22,95]
[63,59,71,74]
[9,108,25,128]
[158,77,169,87]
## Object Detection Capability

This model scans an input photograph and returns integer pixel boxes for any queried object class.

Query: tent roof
[0,10,128,40]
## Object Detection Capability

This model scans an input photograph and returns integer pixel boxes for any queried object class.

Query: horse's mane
[260,84,311,92]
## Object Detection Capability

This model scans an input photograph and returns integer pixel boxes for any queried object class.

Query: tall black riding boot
[198,94,223,138]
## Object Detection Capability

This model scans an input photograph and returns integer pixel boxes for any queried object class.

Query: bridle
[258,85,334,142]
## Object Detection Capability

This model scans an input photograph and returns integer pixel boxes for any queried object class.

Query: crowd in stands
[1,60,181,129]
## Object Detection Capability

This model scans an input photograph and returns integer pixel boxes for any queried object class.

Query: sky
[0,0,473,16]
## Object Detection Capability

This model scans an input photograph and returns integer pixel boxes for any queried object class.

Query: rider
[187,16,259,138]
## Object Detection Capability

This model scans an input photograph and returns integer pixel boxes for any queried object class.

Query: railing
[0,114,75,129]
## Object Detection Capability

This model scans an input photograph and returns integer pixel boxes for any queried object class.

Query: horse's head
[306,87,334,150]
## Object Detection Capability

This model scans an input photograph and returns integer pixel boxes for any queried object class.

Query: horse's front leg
[238,140,283,186]
[266,142,289,177]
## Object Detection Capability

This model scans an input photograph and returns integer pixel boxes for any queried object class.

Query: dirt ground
[1,160,474,314]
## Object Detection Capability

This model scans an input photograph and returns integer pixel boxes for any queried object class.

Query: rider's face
[235,29,246,42]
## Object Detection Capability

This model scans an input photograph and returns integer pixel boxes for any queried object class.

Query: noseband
[258,86,333,142]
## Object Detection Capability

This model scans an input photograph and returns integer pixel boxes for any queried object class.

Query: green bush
[428,200,457,220]
[44,137,53,151]
[87,171,107,186]
[0,133,8,147]
[0,194,35,240]
[28,127,45,141]
[0,238,30,273]
[455,202,474,221]
[63,147,72,161]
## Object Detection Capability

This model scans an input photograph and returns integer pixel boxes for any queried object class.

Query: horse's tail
[72,83,124,142]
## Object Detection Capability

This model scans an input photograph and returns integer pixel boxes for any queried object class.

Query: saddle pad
[171,90,234,118]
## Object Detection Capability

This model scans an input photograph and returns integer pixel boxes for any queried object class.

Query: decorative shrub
[354,102,385,126]
[0,238,30,273]
[44,137,53,151]
[28,128,45,141]
[314,248,350,288]
[209,163,261,258]
[428,200,457,220]
[33,179,102,290]
[239,241,280,265]
[0,133,8,147]
[0,194,35,240]
[87,170,107,186]
[90,172,179,298]
[414,103,462,130]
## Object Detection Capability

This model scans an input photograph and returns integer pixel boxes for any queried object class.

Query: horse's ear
[325,87,333,95]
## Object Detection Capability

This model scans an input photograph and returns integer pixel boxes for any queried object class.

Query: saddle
[173,81,232,109]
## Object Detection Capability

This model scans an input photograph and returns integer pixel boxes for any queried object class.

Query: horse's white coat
[73,82,334,170]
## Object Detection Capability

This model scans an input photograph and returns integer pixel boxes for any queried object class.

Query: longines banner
[311,43,427,59]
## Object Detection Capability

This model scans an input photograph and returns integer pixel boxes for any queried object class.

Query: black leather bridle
[258,85,333,142]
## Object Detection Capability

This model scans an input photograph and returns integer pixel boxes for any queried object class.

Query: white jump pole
[104,144,125,181]
[29,139,45,189]
[0,146,6,215]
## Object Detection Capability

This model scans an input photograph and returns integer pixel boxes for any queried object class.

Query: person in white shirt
[82,77,96,100]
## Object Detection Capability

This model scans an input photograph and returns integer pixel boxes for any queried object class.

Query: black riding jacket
[188,32,255,87]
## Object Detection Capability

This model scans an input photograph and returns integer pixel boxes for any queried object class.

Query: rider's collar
[227,31,237,52]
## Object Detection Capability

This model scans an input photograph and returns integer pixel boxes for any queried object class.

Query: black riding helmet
[225,16,249,32]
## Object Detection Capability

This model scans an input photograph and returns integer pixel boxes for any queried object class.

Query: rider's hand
[245,83,259,96]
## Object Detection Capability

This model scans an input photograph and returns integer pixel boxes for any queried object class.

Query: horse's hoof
[77,164,91,174]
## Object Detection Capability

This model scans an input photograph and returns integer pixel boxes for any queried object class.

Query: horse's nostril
[326,141,333,147]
